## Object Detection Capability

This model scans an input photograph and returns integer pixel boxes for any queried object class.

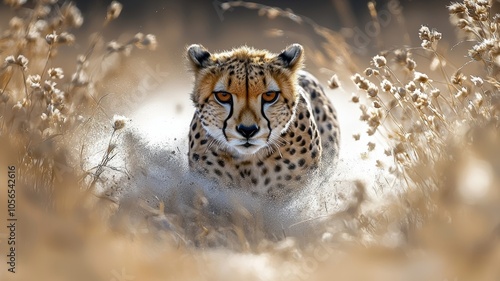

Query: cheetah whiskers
[265,131,289,157]
[276,135,289,147]
[205,138,218,153]
[267,138,284,158]
[209,138,228,154]
[265,143,276,156]
[203,130,228,153]
[272,142,283,158]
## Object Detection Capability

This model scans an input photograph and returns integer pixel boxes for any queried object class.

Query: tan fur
[186,44,339,198]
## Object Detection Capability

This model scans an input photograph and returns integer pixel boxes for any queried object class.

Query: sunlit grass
[0,0,499,280]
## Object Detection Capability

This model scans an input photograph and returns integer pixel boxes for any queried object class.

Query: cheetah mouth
[236,142,262,155]
[242,142,253,148]
[230,139,265,155]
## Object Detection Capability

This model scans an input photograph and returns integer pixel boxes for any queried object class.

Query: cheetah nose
[236,124,259,138]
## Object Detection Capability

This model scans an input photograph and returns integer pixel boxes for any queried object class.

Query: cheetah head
[187,44,304,156]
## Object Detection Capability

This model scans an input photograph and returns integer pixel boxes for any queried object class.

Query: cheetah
[186,43,340,198]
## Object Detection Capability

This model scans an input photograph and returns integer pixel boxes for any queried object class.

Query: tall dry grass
[0,0,499,281]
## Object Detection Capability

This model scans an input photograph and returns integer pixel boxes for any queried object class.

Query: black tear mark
[261,100,273,142]
[222,100,233,141]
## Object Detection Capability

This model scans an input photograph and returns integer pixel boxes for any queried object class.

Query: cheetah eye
[213,91,232,104]
[262,91,280,104]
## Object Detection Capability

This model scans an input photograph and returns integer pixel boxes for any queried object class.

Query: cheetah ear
[187,44,213,70]
[277,44,304,71]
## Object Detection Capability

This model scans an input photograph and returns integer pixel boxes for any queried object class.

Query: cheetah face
[187,44,304,156]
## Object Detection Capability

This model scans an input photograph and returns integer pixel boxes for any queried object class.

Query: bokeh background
[69,0,457,81]
[1,0,500,280]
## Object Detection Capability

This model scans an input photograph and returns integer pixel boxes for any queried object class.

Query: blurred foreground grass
[0,0,499,280]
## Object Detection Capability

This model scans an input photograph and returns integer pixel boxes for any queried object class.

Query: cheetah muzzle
[186,43,340,199]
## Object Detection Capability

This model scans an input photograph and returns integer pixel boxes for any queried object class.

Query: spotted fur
[186,44,339,198]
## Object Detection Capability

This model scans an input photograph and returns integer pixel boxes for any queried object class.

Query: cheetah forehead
[214,46,276,61]
[213,74,280,95]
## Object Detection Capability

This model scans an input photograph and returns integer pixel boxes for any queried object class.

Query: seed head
[352,73,362,84]
[490,22,497,33]
[427,115,436,128]
[448,3,467,14]
[367,108,383,129]
[133,32,144,44]
[27,75,41,89]
[364,68,374,76]
[136,34,158,51]
[493,14,500,24]
[405,81,417,93]
[48,68,64,79]
[457,19,469,29]
[451,72,467,85]
[477,0,490,7]
[470,75,484,87]
[359,105,369,121]
[421,40,432,50]
[367,127,377,136]
[455,87,469,99]
[411,91,420,102]
[352,74,370,90]
[414,71,430,83]
[351,93,360,103]
[372,55,387,68]
[107,1,123,21]
[433,31,442,41]
[473,5,489,21]
[367,142,376,151]
[56,32,75,45]
[475,93,484,107]
[397,87,407,98]
[112,114,129,130]
[381,79,392,92]
[4,55,16,65]
[71,71,89,86]
[419,25,431,41]
[419,26,441,50]
[107,41,122,53]
[406,58,417,71]
[353,134,361,141]
[45,32,57,45]
[43,80,57,93]
[61,3,83,28]
[367,84,379,98]
[430,89,441,98]
[328,74,340,89]
[17,55,29,71]
[394,49,409,65]
[414,90,429,109]
[12,101,23,111]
